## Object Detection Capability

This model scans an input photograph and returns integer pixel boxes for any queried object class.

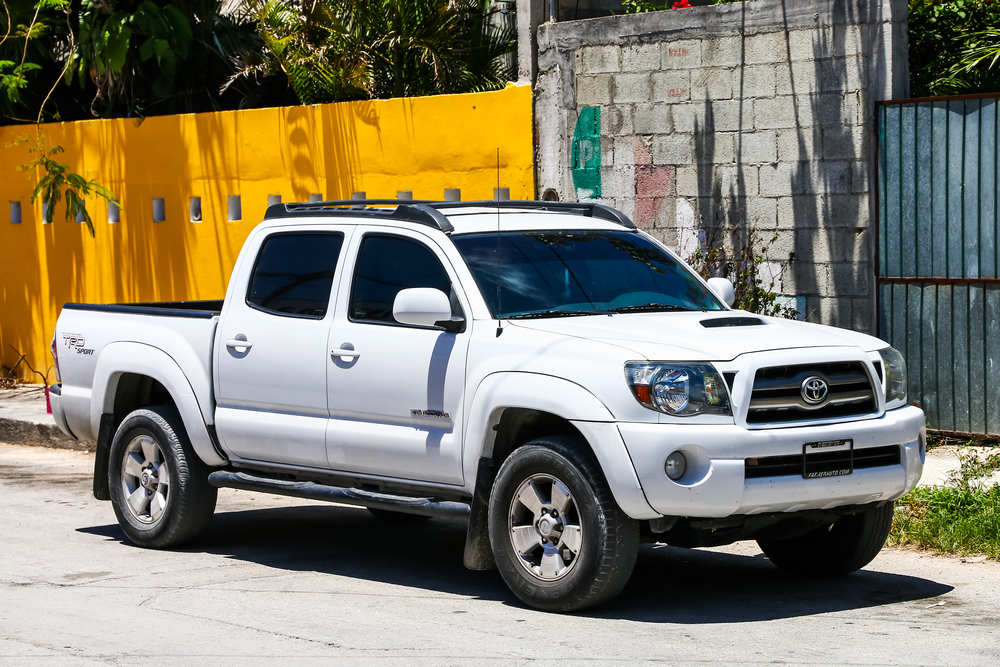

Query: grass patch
[889,448,1000,559]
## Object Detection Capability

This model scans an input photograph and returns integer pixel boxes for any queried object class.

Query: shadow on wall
[688,1,878,329]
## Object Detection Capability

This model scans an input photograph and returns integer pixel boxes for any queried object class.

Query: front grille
[747,361,878,424]
[744,445,901,479]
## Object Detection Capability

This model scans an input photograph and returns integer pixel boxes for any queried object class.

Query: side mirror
[393,288,457,329]
[707,277,736,307]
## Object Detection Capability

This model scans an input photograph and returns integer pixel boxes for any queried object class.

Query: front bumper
[618,404,925,518]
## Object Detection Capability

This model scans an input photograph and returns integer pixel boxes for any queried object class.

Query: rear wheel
[108,406,217,548]
[488,436,639,612]
[757,501,894,576]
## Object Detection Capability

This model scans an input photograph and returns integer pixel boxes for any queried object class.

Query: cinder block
[695,131,735,164]
[811,93,852,126]
[833,23,868,58]
[850,160,869,194]
[788,27,831,62]
[691,68,733,101]
[675,166,700,197]
[742,65,776,98]
[577,74,612,105]
[821,128,867,160]
[660,39,701,70]
[580,45,620,74]
[614,72,651,104]
[745,31,787,65]
[702,36,741,68]
[744,195,777,227]
[652,134,693,165]
[713,164,757,198]
[842,91,863,126]
[633,103,673,135]
[821,56,866,93]
[777,127,819,162]
[809,160,851,194]
[652,70,691,103]
[741,130,777,164]
[777,195,825,230]
[601,166,633,198]
[759,163,796,196]
[829,262,870,297]
[775,61,824,96]
[753,96,798,130]
[602,105,634,135]
[622,42,660,71]
[601,136,615,167]
[671,102,702,134]
[709,99,746,132]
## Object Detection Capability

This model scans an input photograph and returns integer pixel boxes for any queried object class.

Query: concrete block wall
[534,0,908,331]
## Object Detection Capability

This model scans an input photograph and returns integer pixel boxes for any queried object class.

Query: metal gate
[877,94,1000,436]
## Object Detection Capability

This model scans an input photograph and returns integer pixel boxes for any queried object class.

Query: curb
[0,417,89,450]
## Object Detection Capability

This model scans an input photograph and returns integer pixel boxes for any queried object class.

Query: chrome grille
[747,361,878,424]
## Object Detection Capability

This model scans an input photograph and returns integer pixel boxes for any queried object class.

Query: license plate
[802,439,853,479]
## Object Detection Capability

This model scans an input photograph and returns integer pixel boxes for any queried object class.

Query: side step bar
[208,471,471,519]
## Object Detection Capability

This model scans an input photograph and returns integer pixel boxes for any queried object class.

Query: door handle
[226,339,253,350]
[331,347,360,359]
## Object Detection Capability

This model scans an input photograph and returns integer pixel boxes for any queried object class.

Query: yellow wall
[0,85,534,380]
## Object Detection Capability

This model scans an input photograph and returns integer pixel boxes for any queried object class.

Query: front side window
[452,230,724,318]
[350,235,453,323]
[246,233,344,318]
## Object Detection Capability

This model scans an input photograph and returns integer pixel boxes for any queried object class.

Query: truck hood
[508,310,886,361]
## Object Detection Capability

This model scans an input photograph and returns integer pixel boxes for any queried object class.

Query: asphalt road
[2,443,998,667]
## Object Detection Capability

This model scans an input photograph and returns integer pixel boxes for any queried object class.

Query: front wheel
[108,406,217,549]
[488,437,639,612]
[757,501,895,576]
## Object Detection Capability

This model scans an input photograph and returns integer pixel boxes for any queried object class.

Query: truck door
[325,228,471,485]
[215,228,350,468]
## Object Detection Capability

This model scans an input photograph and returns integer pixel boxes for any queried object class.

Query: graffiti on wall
[571,106,601,199]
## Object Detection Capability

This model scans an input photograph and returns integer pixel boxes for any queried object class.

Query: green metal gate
[877,94,1000,436]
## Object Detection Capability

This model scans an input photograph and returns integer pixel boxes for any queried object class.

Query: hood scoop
[700,316,766,328]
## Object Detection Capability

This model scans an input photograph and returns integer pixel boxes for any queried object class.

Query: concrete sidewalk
[1,385,995,484]
[0,385,84,450]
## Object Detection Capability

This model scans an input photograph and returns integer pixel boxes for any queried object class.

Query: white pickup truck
[50,200,925,612]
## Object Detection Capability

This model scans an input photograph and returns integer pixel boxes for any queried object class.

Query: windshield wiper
[606,303,696,313]
[505,309,610,320]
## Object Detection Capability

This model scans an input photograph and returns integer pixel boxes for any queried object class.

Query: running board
[208,471,471,519]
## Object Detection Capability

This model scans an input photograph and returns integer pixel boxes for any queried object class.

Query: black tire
[108,406,217,548]
[757,501,895,576]
[367,508,433,523]
[488,436,639,612]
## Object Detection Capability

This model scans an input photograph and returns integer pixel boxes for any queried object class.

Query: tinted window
[350,235,452,323]
[452,230,724,318]
[246,233,344,318]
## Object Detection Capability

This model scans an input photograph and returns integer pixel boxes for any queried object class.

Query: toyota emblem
[800,376,829,405]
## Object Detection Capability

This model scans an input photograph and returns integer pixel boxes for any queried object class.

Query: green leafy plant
[890,446,1000,559]
[685,225,799,319]
[229,0,515,104]
[909,0,1000,97]
[13,133,115,236]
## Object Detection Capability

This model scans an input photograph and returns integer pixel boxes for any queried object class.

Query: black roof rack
[264,199,636,233]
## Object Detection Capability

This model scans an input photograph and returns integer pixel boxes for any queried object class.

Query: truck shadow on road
[79,502,953,623]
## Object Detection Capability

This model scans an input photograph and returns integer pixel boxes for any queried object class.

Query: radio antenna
[495,147,503,338]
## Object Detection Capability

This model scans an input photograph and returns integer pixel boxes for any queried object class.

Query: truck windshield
[451,230,725,319]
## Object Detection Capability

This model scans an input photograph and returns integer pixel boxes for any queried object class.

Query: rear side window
[246,233,344,318]
[350,235,452,323]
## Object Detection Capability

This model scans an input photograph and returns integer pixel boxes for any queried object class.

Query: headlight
[878,347,907,406]
[625,362,731,416]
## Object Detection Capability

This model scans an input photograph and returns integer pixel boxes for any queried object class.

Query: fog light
[665,451,687,480]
